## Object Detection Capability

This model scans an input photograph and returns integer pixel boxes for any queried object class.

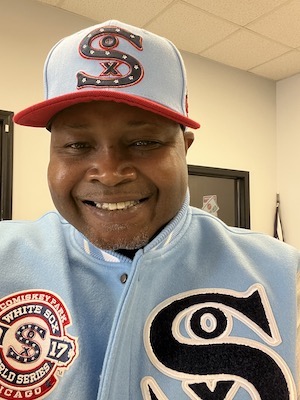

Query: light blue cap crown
[14,20,200,129]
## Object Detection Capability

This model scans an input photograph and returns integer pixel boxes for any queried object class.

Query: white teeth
[95,200,139,210]
[117,202,125,209]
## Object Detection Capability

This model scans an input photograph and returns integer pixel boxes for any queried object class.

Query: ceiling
[35,0,300,81]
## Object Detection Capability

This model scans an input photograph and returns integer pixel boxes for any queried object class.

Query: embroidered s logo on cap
[78,26,143,88]
[0,290,78,399]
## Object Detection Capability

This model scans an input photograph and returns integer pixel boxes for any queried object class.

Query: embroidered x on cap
[14,20,200,130]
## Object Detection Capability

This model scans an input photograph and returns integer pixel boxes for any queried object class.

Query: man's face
[48,101,194,250]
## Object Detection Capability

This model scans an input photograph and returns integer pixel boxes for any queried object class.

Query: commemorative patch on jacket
[0,290,78,399]
[142,284,297,399]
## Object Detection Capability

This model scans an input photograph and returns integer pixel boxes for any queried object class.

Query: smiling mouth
[83,200,142,211]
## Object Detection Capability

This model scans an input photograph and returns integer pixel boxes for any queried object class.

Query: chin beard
[83,224,151,251]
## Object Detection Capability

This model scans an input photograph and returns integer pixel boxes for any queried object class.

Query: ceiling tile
[49,0,174,26]
[185,0,288,25]
[32,0,300,80]
[200,28,290,70]
[145,2,238,53]
[247,0,300,48]
[250,50,300,80]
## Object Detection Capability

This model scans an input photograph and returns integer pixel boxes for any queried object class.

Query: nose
[85,147,137,186]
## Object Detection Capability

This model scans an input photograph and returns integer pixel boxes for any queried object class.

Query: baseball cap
[14,20,200,130]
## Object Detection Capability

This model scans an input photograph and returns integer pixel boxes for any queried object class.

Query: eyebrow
[50,116,177,132]
[126,120,162,129]
[47,121,85,132]
[62,123,90,129]
[59,120,161,130]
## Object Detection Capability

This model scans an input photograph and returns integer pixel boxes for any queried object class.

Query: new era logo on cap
[14,20,200,130]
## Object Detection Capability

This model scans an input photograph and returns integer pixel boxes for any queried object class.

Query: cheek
[47,160,74,200]
[155,152,188,201]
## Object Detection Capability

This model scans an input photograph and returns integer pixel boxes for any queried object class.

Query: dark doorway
[188,165,250,229]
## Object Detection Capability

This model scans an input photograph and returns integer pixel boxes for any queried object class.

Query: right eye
[66,142,90,149]
[130,140,162,150]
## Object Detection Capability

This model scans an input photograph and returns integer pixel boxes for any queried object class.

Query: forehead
[50,101,180,133]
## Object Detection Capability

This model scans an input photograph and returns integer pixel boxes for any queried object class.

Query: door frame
[0,110,14,220]
[188,165,250,229]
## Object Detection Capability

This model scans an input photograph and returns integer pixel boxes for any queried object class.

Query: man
[0,20,297,399]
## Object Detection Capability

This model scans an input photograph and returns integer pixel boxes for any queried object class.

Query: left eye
[131,140,160,148]
[67,142,90,149]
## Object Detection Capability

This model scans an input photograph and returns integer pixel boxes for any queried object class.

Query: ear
[183,130,194,153]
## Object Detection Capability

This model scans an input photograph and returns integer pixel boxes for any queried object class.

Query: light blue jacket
[0,198,298,399]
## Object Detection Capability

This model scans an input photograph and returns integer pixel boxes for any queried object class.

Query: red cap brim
[14,91,200,129]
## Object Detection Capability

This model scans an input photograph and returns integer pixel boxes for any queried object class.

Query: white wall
[1,0,279,238]
[276,75,300,249]
[184,52,276,235]
[1,0,95,219]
